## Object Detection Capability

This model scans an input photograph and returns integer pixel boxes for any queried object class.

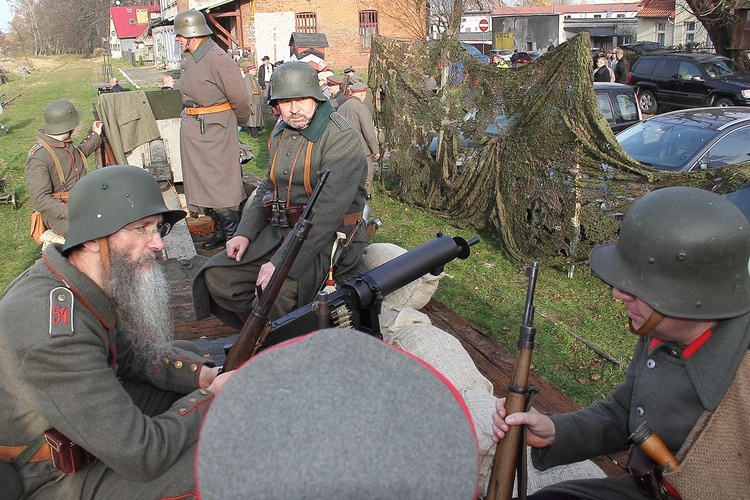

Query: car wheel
[714,97,734,107]
[638,89,657,115]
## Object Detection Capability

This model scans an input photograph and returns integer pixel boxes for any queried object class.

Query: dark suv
[627,53,750,114]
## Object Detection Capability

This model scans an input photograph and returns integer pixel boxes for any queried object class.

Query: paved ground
[115,65,180,89]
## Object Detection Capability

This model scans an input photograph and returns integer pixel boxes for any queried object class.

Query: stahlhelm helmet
[62,166,186,253]
[174,10,213,38]
[43,100,83,135]
[589,186,750,319]
[269,61,327,105]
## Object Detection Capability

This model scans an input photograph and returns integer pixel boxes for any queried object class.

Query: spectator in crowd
[193,61,368,328]
[594,57,614,82]
[614,47,630,84]
[26,99,102,242]
[492,186,750,500]
[258,55,273,92]
[173,10,252,251]
[338,81,380,199]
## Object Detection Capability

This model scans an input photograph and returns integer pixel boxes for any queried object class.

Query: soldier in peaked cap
[0,166,234,498]
[197,328,480,499]
[326,74,348,110]
[26,99,102,241]
[493,187,750,499]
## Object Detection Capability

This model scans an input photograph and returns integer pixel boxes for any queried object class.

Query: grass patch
[0,56,634,408]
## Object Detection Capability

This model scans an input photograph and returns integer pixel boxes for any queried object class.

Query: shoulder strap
[35,137,67,190]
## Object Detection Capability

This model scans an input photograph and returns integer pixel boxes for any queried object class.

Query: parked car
[594,82,642,133]
[488,49,514,62]
[430,84,640,161]
[626,52,750,114]
[516,51,541,64]
[460,42,491,64]
[616,107,750,172]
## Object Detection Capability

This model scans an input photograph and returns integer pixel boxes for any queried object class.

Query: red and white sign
[479,19,489,32]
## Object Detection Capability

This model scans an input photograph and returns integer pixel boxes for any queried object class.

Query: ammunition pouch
[44,428,96,475]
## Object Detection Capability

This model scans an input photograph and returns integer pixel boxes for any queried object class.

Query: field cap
[196,328,480,499]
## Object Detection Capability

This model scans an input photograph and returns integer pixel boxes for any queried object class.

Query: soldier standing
[338,82,379,199]
[174,10,252,250]
[241,62,265,138]
[193,61,368,328]
[26,99,102,241]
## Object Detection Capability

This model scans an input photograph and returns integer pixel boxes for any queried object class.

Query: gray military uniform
[193,100,368,328]
[0,245,215,498]
[26,130,101,235]
[531,313,750,499]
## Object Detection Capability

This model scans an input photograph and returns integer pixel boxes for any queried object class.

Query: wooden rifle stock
[92,103,116,166]
[487,262,539,500]
[222,169,330,371]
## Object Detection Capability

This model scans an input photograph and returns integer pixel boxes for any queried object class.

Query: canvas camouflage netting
[369,33,750,266]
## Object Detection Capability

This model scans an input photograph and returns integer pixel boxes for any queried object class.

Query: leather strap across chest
[35,136,87,191]
[269,130,314,203]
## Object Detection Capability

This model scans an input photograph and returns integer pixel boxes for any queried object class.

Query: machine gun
[255,233,479,352]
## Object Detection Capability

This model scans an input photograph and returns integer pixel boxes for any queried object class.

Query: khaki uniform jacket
[530,312,750,499]
[0,245,215,497]
[338,97,379,157]
[193,100,368,325]
[179,38,252,209]
[26,130,101,235]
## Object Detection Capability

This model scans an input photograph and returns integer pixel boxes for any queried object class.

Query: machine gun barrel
[264,233,479,349]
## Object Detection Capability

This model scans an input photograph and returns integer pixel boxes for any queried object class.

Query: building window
[657,22,666,45]
[129,19,135,25]
[685,21,696,44]
[296,12,317,33]
[360,10,378,50]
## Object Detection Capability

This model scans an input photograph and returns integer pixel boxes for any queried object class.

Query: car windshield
[617,119,717,171]
[700,58,744,78]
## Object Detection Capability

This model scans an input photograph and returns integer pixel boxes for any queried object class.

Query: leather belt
[0,443,52,463]
[343,211,363,226]
[184,102,233,115]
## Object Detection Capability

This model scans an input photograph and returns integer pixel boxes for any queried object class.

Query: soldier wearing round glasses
[0,165,234,498]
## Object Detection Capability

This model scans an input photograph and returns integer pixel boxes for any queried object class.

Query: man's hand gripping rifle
[223,232,479,371]
[222,170,330,371]
[487,262,540,500]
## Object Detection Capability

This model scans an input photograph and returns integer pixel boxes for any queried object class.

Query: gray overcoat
[0,245,215,498]
[193,100,368,328]
[178,38,252,209]
[243,73,265,129]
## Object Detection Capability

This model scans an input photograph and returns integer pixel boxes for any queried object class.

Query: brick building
[154,0,425,72]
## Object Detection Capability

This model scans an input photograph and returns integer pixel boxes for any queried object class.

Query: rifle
[256,233,479,350]
[222,170,330,371]
[92,103,116,167]
[486,262,540,500]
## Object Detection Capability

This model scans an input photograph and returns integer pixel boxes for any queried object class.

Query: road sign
[479,19,489,32]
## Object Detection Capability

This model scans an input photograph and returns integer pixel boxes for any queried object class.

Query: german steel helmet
[174,10,212,38]
[43,100,83,135]
[269,61,327,104]
[62,166,186,253]
[589,186,750,319]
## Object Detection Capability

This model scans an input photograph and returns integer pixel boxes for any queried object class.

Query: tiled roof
[637,0,676,18]
[492,3,639,16]
[110,6,160,39]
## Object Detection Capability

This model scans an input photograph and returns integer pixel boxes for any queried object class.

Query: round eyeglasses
[123,223,172,239]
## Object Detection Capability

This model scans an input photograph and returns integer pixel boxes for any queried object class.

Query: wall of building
[496,15,559,51]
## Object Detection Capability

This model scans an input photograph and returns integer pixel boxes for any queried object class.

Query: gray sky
[0,0,12,32]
